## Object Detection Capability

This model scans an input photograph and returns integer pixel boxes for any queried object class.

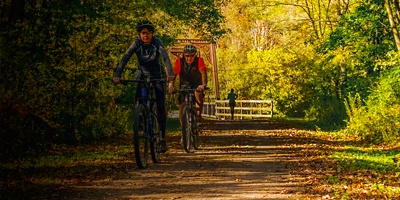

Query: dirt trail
[61,119,318,200]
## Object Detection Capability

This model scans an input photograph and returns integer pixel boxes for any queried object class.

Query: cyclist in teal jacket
[113,20,175,152]
[227,89,238,120]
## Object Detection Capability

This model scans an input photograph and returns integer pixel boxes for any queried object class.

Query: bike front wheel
[149,102,160,163]
[182,106,192,153]
[193,119,200,150]
[133,104,149,169]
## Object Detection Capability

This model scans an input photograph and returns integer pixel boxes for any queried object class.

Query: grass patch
[167,117,181,134]
[322,146,400,199]
[2,117,181,172]
[0,138,134,199]
[331,147,399,172]
[1,117,181,199]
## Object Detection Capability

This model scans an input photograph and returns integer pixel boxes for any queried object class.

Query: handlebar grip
[118,80,129,85]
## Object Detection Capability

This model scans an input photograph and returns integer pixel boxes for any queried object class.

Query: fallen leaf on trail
[322,194,330,199]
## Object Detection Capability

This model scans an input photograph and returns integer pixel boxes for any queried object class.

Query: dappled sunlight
[3,119,397,199]
[53,119,318,199]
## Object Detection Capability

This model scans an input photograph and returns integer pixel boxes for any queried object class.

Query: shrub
[344,54,400,144]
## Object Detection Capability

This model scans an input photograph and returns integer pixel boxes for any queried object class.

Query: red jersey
[173,57,207,75]
[173,56,207,88]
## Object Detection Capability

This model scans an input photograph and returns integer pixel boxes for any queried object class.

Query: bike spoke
[150,103,160,163]
[134,104,149,169]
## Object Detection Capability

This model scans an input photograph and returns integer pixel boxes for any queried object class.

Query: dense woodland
[1,0,399,158]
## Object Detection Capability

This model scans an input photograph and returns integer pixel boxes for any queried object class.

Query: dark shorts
[229,102,235,107]
[178,91,204,104]
[178,94,189,104]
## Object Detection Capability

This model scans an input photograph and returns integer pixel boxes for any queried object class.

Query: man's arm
[200,69,207,87]
[114,38,139,78]
[168,58,180,93]
[157,38,174,80]
[198,57,207,87]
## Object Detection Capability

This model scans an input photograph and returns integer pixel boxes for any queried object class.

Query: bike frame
[119,78,165,168]
[179,85,200,153]
[136,79,159,143]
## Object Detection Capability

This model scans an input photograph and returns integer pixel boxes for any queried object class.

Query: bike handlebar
[115,78,167,85]
[174,86,210,94]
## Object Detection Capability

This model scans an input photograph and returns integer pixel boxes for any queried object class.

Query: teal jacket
[115,36,174,79]
[228,92,238,104]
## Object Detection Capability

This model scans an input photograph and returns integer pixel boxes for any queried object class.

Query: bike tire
[193,119,200,150]
[133,104,149,169]
[149,102,160,163]
[182,106,191,153]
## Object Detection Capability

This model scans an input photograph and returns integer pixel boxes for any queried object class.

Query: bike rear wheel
[149,102,160,163]
[182,106,192,153]
[133,104,149,169]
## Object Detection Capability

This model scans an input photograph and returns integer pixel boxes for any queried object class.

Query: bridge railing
[202,95,274,119]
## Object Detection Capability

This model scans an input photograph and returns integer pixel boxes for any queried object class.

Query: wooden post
[271,101,274,118]
[209,43,219,99]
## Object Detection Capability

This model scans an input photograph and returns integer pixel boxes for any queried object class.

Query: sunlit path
[61,119,318,199]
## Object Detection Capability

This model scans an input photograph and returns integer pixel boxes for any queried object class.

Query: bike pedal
[157,140,167,153]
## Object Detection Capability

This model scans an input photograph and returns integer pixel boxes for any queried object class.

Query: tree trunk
[385,0,400,51]
[394,0,400,23]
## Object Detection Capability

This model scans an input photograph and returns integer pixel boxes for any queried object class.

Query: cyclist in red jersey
[168,44,207,125]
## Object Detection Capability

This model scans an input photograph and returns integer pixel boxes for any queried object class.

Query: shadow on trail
[59,131,316,199]
[1,119,375,199]
[72,119,355,199]
[200,119,364,147]
[202,119,312,131]
[51,119,325,199]
[6,119,346,199]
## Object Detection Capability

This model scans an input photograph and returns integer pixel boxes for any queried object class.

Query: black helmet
[183,44,197,53]
[136,20,155,33]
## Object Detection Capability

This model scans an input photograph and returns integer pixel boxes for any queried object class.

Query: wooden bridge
[202,95,273,120]
[168,38,273,120]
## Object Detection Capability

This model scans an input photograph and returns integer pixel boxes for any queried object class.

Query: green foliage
[1,0,399,158]
[305,0,399,129]
[218,41,319,118]
[246,46,315,117]
[344,56,400,144]
[0,0,227,159]
[304,47,358,128]
[216,0,399,136]
[326,1,392,74]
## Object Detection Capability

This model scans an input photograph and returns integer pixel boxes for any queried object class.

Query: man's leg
[195,91,204,117]
[154,82,167,152]
[232,106,234,119]
[154,83,166,138]
[179,102,185,125]
[178,94,186,125]
[230,104,234,120]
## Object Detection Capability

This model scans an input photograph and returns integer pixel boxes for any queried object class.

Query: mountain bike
[177,85,208,153]
[119,78,165,169]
